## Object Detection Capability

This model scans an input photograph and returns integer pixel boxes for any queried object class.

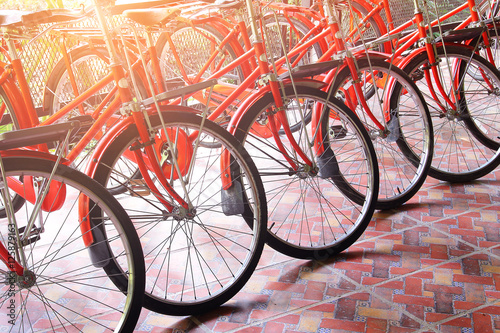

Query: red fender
[0,67,35,129]
[118,127,192,180]
[0,151,68,212]
[85,105,200,178]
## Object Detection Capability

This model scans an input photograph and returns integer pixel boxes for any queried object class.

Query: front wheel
[234,85,379,260]
[403,45,500,182]
[92,110,267,315]
[330,58,434,210]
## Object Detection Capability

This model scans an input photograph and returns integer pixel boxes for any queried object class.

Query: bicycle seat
[110,0,182,15]
[196,0,245,11]
[0,10,29,26]
[0,8,88,27]
[122,7,181,27]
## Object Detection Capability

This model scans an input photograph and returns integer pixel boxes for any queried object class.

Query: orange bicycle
[0,123,145,332]
[0,4,268,315]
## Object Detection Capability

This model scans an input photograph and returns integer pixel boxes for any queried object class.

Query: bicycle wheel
[92,110,266,315]
[336,0,387,52]
[0,156,145,332]
[478,0,500,19]
[330,58,434,210]
[42,45,117,166]
[43,45,114,119]
[403,44,500,182]
[259,13,324,66]
[155,21,245,86]
[43,44,148,123]
[155,21,246,126]
[234,85,378,260]
[42,44,149,192]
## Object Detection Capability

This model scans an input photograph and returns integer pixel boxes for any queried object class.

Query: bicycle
[372,0,500,181]
[0,4,268,315]
[0,122,145,332]
[154,0,431,210]
[34,0,380,262]
[90,0,380,263]
[260,0,500,183]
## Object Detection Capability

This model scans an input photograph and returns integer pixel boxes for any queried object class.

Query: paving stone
[38,166,500,331]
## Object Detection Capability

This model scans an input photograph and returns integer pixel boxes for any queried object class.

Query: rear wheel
[258,14,324,67]
[0,157,145,332]
[156,22,245,86]
[403,45,500,182]
[337,0,387,52]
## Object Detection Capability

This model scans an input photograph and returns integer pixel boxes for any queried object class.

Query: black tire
[0,156,145,332]
[403,45,500,182]
[92,110,267,315]
[234,85,378,260]
[43,45,147,120]
[330,58,434,209]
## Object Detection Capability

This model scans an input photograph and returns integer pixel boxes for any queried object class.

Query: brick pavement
[136,169,500,332]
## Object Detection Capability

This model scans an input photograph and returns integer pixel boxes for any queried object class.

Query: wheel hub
[445,108,462,121]
[17,270,36,289]
[369,129,384,140]
[173,206,197,220]
[296,165,318,179]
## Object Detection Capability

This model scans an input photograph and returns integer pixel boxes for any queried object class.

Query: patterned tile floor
[135,170,500,333]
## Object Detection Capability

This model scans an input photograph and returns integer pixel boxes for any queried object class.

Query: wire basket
[384,0,473,32]
[14,11,137,110]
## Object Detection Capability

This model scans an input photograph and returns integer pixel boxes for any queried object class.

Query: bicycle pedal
[317,147,339,179]
[129,179,151,196]
[330,125,347,139]
[18,225,42,246]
